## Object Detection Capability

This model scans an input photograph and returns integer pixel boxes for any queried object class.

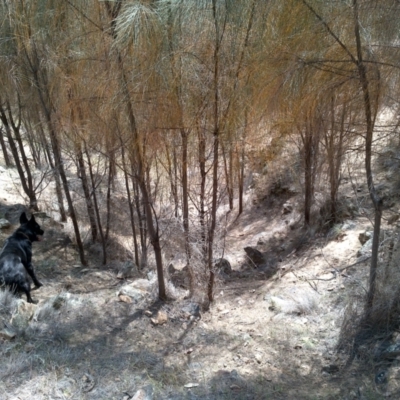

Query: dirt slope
[0,164,398,399]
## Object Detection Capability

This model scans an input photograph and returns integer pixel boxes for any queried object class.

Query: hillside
[1,160,399,400]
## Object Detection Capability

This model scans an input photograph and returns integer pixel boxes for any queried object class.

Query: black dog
[0,212,44,303]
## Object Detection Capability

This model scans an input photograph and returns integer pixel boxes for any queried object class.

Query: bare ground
[0,164,399,400]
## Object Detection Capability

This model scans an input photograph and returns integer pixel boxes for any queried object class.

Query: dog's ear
[20,212,28,224]
[30,214,36,223]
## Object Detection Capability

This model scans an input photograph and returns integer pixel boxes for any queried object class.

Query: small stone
[132,385,153,400]
[0,219,11,229]
[184,383,199,388]
[118,295,133,304]
[151,310,168,325]
[131,390,145,400]
[358,231,372,245]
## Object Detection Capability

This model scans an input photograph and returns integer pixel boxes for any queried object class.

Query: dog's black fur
[0,212,44,303]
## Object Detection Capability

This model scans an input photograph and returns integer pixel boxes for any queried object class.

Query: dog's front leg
[26,263,43,288]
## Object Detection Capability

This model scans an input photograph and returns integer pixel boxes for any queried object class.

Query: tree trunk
[0,128,12,167]
[207,0,223,304]
[181,128,195,296]
[121,142,139,268]
[76,142,98,242]
[25,44,87,263]
[50,129,86,265]
[0,102,38,209]
[353,0,382,312]
[222,141,234,211]
[131,166,147,269]
[85,144,107,265]
[198,129,207,258]
[105,0,166,299]
[105,155,113,241]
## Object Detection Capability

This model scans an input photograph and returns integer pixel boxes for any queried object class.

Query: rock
[244,247,266,266]
[0,218,11,229]
[10,300,37,329]
[117,261,137,279]
[118,295,133,304]
[151,310,168,325]
[184,383,199,388]
[131,385,153,400]
[118,285,147,303]
[357,237,373,258]
[254,353,262,364]
[359,231,372,245]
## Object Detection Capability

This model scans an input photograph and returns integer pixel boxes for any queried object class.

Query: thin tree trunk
[105,155,113,241]
[50,128,86,265]
[0,102,38,209]
[121,142,139,268]
[303,124,313,226]
[0,128,12,167]
[238,119,247,217]
[131,166,147,269]
[198,129,207,257]
[37,115,67,222]
[76,142,98,242]
[221,141,234,211]
[181,128,195,296]
[207,0,224,304]
[165,137,179,218]
[353,0,382,312]
[85,144,107,265]
[105,0,166,299]
[25,44,86,263]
